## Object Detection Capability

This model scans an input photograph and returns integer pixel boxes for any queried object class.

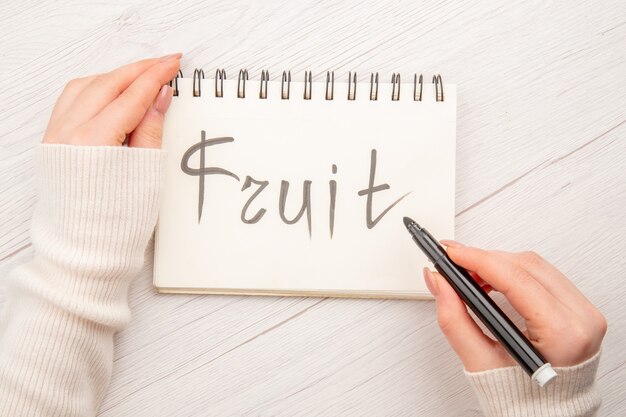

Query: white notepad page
[154,77,456,299]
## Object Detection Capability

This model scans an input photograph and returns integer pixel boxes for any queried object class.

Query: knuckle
[122,86,142,103]
[142,135,162,148]
[510,263,530,284]
[477,248,496,265]
[92,74,108,87]
[143,72,162,92]
[518,251,543,268]
[566,322,604,357]
[141,123,163,144]
[64,78,79,89]
[62,77,85,94]
[473,247,487,259]
[125,77,158,106]
[63,74,99,93]
[569,322,598,354]
[595,311,608,336]
[93,73,122,95]
[87,75,106,93]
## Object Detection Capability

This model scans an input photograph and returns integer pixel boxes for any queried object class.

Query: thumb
[424,268,513,371]
[128,84,172,148]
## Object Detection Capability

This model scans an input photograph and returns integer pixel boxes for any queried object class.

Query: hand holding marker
[403,217,607,386]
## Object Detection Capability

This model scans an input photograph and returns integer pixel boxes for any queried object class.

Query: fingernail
[155,85,173,113]
[423,268,439,296]
[159,52,183,61]
[440,239,464,248]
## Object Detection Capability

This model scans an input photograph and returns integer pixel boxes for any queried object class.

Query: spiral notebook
[153,69,456,299]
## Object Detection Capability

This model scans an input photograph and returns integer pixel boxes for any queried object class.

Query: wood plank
[0,0,624,415]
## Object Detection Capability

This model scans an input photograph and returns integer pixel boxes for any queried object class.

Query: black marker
[403,217,557,387]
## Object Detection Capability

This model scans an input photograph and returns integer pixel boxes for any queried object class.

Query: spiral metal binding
[391,73,401,101]
[170,70,445,101]
[370,73,379,101]
[237,69,248,98]
[193,69,204,97]
[169,70,183,96]
[303,71,312,100]
[281,71,291,99]
[433,74,444,102]
[215,69,226,97]
[347,72,357,101]
[325,71,334,100]
[259,70,269,99]
[414,74,423,101]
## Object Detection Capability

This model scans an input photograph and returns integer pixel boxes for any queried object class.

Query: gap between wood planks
[456,119,625,218]
[0,242,32,263]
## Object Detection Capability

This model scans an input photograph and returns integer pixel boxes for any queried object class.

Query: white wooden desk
[1,1,624,415]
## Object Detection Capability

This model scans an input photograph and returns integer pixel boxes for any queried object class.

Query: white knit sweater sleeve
[0,144,164,417]
[464,350,602,417]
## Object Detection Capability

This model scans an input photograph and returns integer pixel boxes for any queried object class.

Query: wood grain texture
[0,0,624,415]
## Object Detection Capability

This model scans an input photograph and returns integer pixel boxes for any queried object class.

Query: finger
[492,250,596,313]
[63,55,180,128]
[48,75,98,126]
[446,246,563,323]
[441,241,491,291]
[469,270,486,285]
[445,242,593,316]
[424,268,511,371]
[88,57,181,143]
[469,271,492,293]
[440,239,463,248]
[128,84,173,148]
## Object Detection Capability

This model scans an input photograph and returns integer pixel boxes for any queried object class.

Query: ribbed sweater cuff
[0,144,165,416]
[464,350,602,417]
[13,143,165,328]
